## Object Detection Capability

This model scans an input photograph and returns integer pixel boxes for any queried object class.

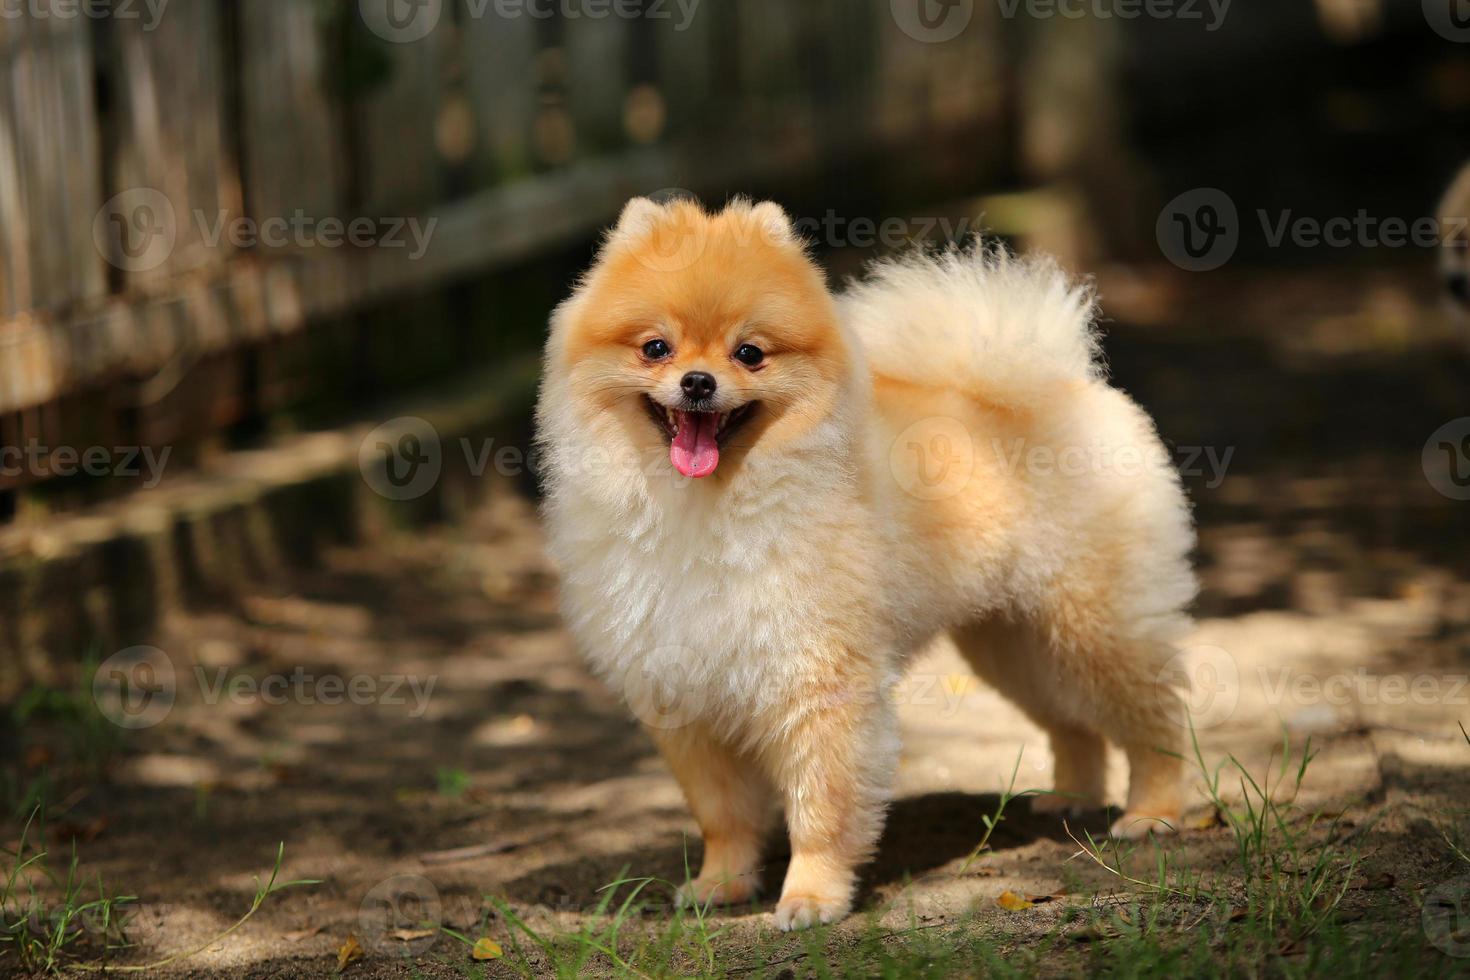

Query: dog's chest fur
[546,460,890,721]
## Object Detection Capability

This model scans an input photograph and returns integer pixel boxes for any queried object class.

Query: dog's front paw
[675,873,760,909]
[1031,793,1100,818]
[773,892,851,931]
[1108,810,1180,840]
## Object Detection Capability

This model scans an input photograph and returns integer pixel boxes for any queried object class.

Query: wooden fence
[0,0,1011,509]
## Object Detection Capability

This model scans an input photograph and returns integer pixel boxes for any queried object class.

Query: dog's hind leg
[952,615,1184,837]
[952,618,1107,815]
[1031,725,1107,815]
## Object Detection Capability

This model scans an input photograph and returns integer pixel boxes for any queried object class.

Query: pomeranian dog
[536,197,1197,930]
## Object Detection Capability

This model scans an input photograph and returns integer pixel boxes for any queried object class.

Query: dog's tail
[839,243,1103,412]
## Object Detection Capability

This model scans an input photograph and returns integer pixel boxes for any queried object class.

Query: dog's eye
[641,339,672,360]
[734,344,765,367]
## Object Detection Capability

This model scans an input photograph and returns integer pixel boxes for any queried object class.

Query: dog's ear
[609,197,666,245]
[749,201,797,246]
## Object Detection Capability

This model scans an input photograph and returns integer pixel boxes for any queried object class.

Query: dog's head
[545,197,849,482]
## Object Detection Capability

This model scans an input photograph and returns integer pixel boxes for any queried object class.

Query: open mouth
[643,395,759,479]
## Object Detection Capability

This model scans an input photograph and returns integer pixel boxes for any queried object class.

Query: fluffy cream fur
[536,197,1198,931]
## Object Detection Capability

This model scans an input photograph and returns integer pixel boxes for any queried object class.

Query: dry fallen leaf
[391,928,437,942]
[471,937,504,960]
[336,935,364,972]
[996,891,1035,911]
[283,925,324,943]
[1190,808,1226,831]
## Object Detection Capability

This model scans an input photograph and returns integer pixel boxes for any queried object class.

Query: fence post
[462,3,537,187]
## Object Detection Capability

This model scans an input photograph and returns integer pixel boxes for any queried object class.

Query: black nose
[681,371,717,401]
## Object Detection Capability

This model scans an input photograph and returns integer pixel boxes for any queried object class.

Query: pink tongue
[670,411,720,478]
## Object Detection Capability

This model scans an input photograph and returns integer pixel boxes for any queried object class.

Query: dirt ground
[5,264,1470,977]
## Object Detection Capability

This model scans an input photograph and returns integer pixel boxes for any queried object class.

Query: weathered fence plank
[100,0,238,285]
[873,1,939,142]
[929,3,1003,132]
[0,11,105,315]
[461,1,537,186]
[353,23,445,214]
[737,0,805,146]
[564,12,629,157]
[237,0,344,225]
[0,76,28,319]
[653,0,714,143]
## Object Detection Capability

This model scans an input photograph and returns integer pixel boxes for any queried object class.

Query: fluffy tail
[839,243,1104,411]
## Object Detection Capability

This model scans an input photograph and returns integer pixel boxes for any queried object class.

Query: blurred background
[2,0,1470,974]
[2,1,1469,552]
